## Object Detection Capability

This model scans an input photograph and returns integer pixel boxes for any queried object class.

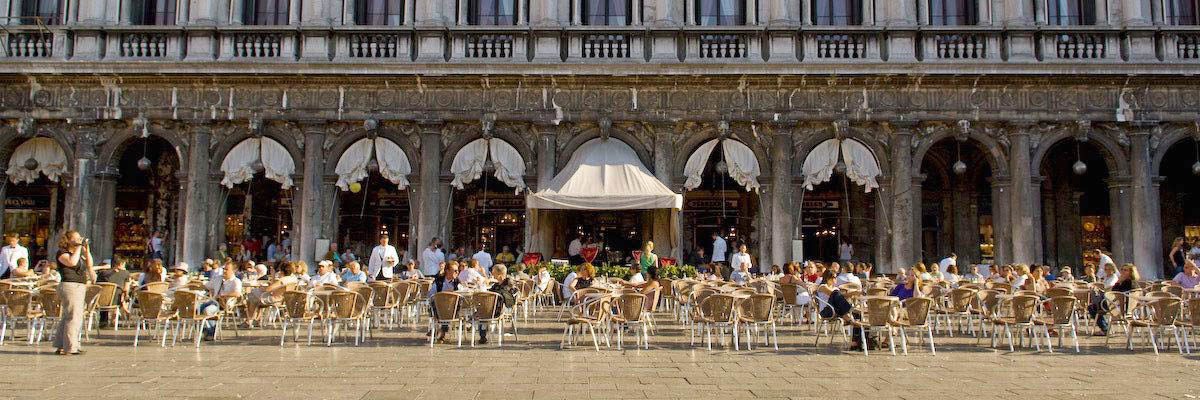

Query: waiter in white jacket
[367,234,399,282]
[0,233,28,279]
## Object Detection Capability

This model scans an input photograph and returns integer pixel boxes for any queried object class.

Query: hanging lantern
[251,160,265,173]
[1072,160,1088,175]
[715,160,728,174]
[367,158,379,172]
[23,157,38,171]
[349,182,362,193]
[952,160,967,175]
[137,156,152,171]
[1192,160,1200,176]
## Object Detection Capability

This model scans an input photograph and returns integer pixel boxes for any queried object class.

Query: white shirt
[472,250,493,273]
[835,272,861,287]
[562,271,578,299]
[1011,274,1028,289]
[149,237,164,252]
[1097,253,1115,273]
[730,270,750,285]
[1103,273,1119,289]
[711,237,728,263]
[367,244,399,281]
[629,272,645,285]
[420,247,444,276]
[938,257,956,272]
[839,243,853,260]
[310,271,340,286]
[568,239,582,257]
[206,276,244,298]
[457,268,484,287]
[535,270,551,292]
[0,244,28,276]
[729,251,753,274]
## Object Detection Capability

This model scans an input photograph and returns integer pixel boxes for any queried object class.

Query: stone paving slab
[1,311,1198,399]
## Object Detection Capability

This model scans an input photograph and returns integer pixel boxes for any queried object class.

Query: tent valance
[527,138,682,210]
[800,138,881,193]
[682,138,762,192]
[6,137,68,184]
[333,137,412,191]
[449,138,526,193]
[220,137,296,189]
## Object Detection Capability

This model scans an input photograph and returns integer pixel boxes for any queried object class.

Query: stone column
[990,175,1012,265]
[1030,175,1045,263]
[536,127,557,189]
[910,175,923,262]
[184,0,224,60]
[414,0,452,61]
[320,174,339,251]
[0,172,6,234]
[296,124,327,268]
[1129,127,1162,279]
[1107,177,1131,265]
[889,123,917,271]
[206,174,226,258]
[1008,126,1037,264]
[416,122,445,251]
[91,169,118,263]
[769,131,794,267]
[180,127,211,271]
[63,127,102,241]
[952,180,978,265]
[651,124,678,259]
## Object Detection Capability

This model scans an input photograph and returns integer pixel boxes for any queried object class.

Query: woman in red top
[802,262,821,283]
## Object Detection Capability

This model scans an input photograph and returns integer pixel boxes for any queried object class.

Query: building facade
[1,0,1199,279]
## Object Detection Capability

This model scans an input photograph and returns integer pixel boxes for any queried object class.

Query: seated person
[1079,264,1099,283]
[511,264,531,280]
[138,259,166,287]
[1172,260,1200,289]
[398,261,424,280]
[961,265,986,284]
[201,262,243,340]
[834,264,862,287]
[165,263,191,296]
[622,264,662,296]
[889,269,920,301]
[340,261,368,284]
[534,266,552,293]
[476,265,517,345]
[765,265,783,280]
[729,262,751,285]
[9,257,34,279]
[456,260,486,288]
[814,270,868,351]
[310,260,340,287]
[97,256,133,327]
[244,261,305,327]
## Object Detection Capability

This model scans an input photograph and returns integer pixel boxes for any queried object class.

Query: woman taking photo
[54,230,93,356]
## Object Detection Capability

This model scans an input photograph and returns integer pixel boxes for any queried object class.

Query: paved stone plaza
[1,312,1197,400]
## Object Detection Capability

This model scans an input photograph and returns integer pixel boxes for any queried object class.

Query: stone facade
[2,0,1200,279]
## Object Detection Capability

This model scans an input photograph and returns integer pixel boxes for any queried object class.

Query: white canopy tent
[333,137,412,190]
[682,138,762,192]
[801,138,881,193]
[6,137,68,184]
[449,138,526,193]
[526,138,682,258]
[220,137,296,189]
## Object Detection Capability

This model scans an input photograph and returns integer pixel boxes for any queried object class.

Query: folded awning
[6,137,67,184]
[220,137,296,189]
[801,138,881,193]
[526,138,682,210]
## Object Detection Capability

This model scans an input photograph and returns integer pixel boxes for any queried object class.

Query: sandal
[69,350,84,356]
[54,349,67,356]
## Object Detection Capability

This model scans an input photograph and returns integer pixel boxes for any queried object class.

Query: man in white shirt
[310,260,340,286]
[1096,249,1115,279]
[202,262,243,340]
[834,263,862,287]
[367,234,399,282]
[457,261,485,287]
[838,238,853,264]
[627,265,645,285]
[711,232,728,264]
[561,269,578,300]
[729,243,753,276]
[938,253,957,274]
[420,238,445,277]
[0,234,29,279]
[567,235,583,264]
[473,247,494,276]
[148,231,165,259]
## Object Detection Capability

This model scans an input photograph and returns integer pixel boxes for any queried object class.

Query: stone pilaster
[1002,0,1036,61]
[416,121,445,252]
[1007,124,1037,265]
[320,174,339,255]
[990,175,1012,265]
[184,0,224,60]
[769,131,794,267]
[206,174,226,260]
[1030,175,1045,264]
[296,123,327,270]
[63,125,103,241]
[910,174,923,262]
[181,127,211,271]
[1129,127,1162,279]
[535,125,557,190]
[889,122,917,271]
[91,169,118,263]
[1107,176,1132,266]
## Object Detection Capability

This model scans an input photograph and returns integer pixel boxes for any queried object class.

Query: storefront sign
[471,197,525,210]
[683,198,739,210]
[5,195,50,209]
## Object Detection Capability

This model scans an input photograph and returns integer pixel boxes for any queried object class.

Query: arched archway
[329,135,415,263]
[445,136,529,260]
[217,136,300,266]
[679,138,764,272]
[1157,136,1200,275]
[102,135,182,269]
[796,137,885,266]
[1,136,69,264]
[918,138,996,267]
[1038,138,1115,269]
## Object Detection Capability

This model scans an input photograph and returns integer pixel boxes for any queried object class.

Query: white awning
[449,138,526,193]
[6,137,67,184]
[527,138,682,210]
[801,138,881,193]
[220,137,296,189]
[682,138,762,192]
[334,137,412,190]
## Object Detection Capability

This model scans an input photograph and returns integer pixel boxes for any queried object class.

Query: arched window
[929,0,977,25]
[1047,0,1097,25]
[244,0,290,25]
[467,0,517,25]
[356,0,404,25]
[130,0,177,25]
[582,0,631,25]
[1165,0,1199,25]
[696,0,746,26]
[811,0,863,25]
[20,0,63,25]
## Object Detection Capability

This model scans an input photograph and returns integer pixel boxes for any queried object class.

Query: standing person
[638,241,659,280]
[838,237,854,265]
[1189,237,1200,261]
[367,234,399,282]
[1095,249,1115,279]
[53,230,94,356]
[147,231,164,260]
[1169,237,1188,278]
[729,243,753,276]
[0,233,29,279]
[567,235,583,265]
[265,237,278,263]
[938,253,957,277]
[420,238,445,277]
[495,245,516,264]
[711,232,728,278]
[473,245,494,276]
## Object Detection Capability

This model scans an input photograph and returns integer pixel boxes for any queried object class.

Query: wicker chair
[368,282,398,329]
[429,292,466,347]
[512,279,535,322]
[171,290,222,347]
[1035,296,1080,353]
[1102,291,1135,347]
[1126,297,1185,354]
[852,297,904,356]
[695,294,739,351]
[90,283,122,334]
[611,292,650,350]
[895,297,935,355]
[132,291,176,347]
[81,284,105,340]
[1178,297,1200,354]
[279,290,325,346]
[141,281,169,294]
[971,289,1002,345]
[990,294,1044,352]
[737,294,778,350]
[34,287,60,345]
[561,295,610,351]
[469,291,508,347]
[0,288,43,345]
[352,286,374,336]
[327,290,369,346]
[937,288,977,337]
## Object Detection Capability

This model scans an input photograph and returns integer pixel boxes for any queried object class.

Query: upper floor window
[467,0,517,25]
[812,0,863,25]
[355,0,404,25]
[928,0,977,25]
[20,0,64,25]
[696,0,746,26]
[244,0,290,25]
[1165,0,1199,25]
[582,0,631,25]
[131,0,177,25]
[1047,0,1097,25]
